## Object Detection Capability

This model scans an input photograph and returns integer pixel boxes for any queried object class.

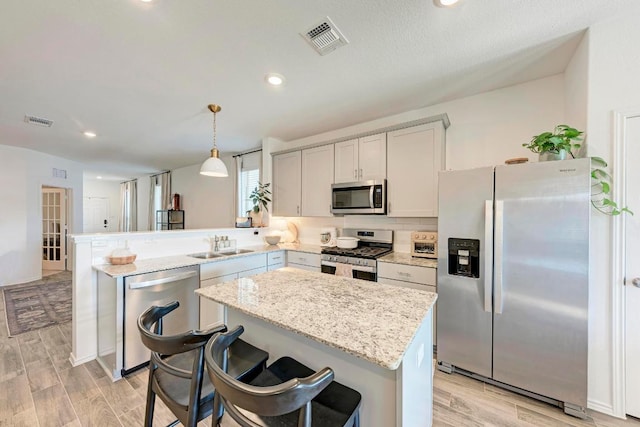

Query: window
[236,151,262,216]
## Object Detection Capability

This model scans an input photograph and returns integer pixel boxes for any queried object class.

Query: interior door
[625,115,640,418]
[42,187,66,271]
[83,197,109,232]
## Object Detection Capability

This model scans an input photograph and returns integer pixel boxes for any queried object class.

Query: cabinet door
[387,123,444,217]
[334,139,359,183]
[273,151,302,216]
[200,273,237,329]
[359,133,386,181]
[301,145,334,217]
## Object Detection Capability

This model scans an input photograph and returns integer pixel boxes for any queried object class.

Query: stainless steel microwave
[331,180,387,215]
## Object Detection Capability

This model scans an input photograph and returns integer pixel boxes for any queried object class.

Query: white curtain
[235,151,262,216]
[118,180,137,232]
[148,171,171,230]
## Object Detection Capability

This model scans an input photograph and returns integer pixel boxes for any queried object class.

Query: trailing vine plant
[591,156,633,216]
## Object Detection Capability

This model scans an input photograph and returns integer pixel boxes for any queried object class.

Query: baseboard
[588,398,615,417]
[69,352,96,367]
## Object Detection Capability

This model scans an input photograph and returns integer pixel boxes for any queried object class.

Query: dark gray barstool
[205,326,361,427]
[137,302,269,427]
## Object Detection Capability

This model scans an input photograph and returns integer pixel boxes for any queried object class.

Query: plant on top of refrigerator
[522,124,583,158]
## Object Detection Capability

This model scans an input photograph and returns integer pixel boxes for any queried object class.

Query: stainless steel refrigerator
[436,158,590,417]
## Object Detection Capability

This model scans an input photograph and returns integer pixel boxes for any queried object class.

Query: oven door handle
[321,261,376,273]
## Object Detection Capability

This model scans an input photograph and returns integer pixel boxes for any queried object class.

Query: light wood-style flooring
[1,286,639,426]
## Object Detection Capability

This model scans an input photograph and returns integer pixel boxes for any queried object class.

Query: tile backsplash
[273,215,437,253]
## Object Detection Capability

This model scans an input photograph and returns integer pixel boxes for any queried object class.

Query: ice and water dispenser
[448,238,480,278]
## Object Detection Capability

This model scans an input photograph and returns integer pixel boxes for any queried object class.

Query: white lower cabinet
[377,262,437,347]
[200,273,236,329]
[286,251,321,272]
[267,251,285,271]
[199,254,267,328]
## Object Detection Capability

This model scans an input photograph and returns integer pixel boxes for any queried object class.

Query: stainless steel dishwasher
[123,265,200,373]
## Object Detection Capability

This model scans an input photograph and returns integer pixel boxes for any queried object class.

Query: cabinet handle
[397,271,411,278]
[297,205,300,215]
[388,202,391,213]
[359,168,363,179]
[354,169,358,179]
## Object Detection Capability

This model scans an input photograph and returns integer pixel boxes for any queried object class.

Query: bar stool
[137,302,269,427]
[205,326,361,427]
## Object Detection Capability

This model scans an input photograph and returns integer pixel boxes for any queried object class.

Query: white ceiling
[1,0,637,180]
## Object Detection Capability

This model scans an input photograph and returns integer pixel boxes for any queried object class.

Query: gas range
[320,229,393,280]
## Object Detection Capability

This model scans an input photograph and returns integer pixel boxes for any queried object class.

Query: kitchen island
[196,267,437,427]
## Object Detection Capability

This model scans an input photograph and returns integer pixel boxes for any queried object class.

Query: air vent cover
[301,17,349,56]
[24,114,54,127]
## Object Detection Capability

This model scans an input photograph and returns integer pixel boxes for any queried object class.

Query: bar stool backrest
[205,326,334,427]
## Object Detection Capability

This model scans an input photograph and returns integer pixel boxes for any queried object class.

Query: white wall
[171,156,236,229]
[265,75,566,251]
[83,178,120,232]
[582,10,640,415]
[0,145,83,285]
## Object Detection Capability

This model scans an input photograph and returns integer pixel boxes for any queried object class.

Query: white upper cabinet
[334,138,359,183]
[387,122,445,217]
[302,144,335,217]
[334,133,386,183]
[272,151,301,217]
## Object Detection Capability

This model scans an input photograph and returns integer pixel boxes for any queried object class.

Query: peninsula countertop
[93,243,321,278]
[196,267,437,370]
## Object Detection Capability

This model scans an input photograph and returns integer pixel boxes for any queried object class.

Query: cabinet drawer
[267,262,285,271]
[288,263,321,273]
[377,262,436,286]
[287,251,320,268]
[267,251,285,265]
[200,254,267,280]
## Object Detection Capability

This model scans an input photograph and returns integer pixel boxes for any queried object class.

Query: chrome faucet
[213,235,220,252]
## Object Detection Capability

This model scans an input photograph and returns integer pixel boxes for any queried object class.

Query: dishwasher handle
[129,270,198,290]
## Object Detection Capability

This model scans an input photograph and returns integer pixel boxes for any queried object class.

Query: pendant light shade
[200,104,229,177]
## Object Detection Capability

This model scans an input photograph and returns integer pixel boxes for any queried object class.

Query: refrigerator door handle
[484,200,493,313]
[495,200,505,314]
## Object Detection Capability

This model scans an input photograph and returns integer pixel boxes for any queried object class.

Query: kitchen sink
[220,249,254,255]
[187,249,254,259]
[187,252,225,259]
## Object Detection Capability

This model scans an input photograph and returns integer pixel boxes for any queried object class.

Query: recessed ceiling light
[434,0,459,7]
[265,73,285,86]
[83,131,97,138]
[140,0,153,2]
[97,176,102,180]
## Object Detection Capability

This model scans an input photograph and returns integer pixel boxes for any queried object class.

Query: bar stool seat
[205,326,361,427]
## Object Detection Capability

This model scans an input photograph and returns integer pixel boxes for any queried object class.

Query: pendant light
[200,104,229,177]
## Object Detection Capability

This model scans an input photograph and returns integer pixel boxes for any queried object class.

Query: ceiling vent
[24,114,54,127]
[301,17,349,56]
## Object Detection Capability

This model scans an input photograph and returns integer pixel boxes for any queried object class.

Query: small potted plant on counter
[248,182,271,227]
[523,124,583,161]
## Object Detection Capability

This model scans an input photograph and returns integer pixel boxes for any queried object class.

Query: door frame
[611,107,640,417]
[41,185,70,272]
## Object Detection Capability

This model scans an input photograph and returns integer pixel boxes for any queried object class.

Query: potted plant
[248,182,271,227]
[591,157,633,216]
[522,124,583,161]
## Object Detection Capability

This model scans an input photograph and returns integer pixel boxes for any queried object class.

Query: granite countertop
[94,243,322,278]
[196,267,437,370]
[378,252,438,269]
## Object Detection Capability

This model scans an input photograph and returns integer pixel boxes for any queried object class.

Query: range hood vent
[24,114,54,127]
[301,17,349,56]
